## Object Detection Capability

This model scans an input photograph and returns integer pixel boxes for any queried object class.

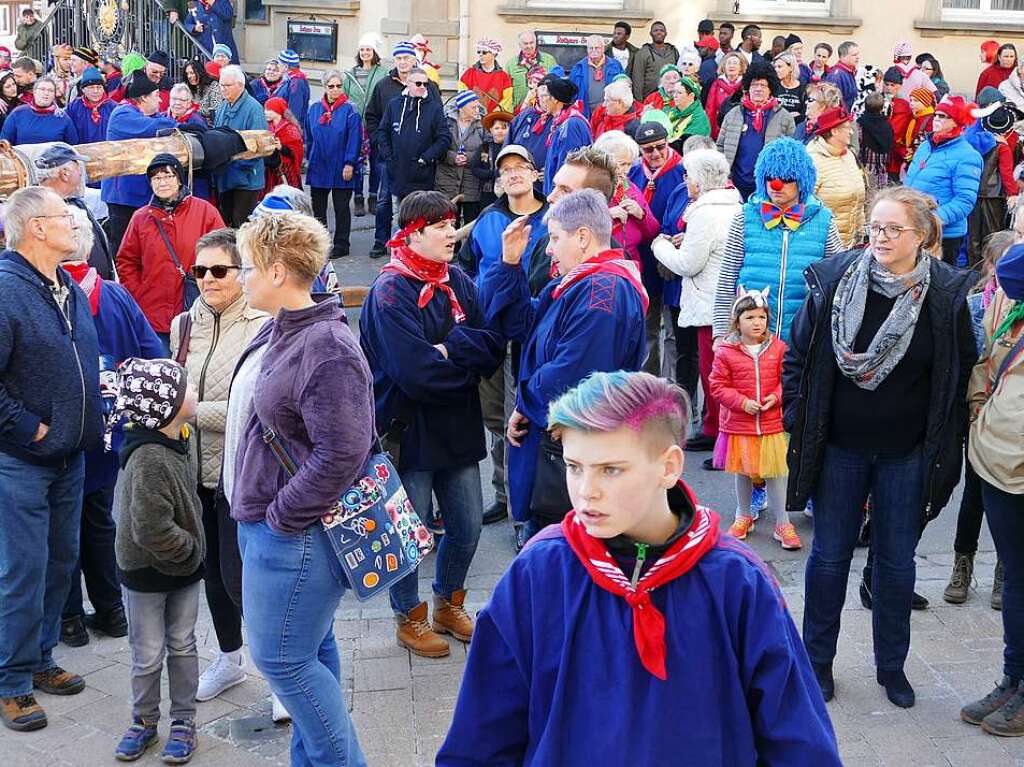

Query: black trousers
[311,187,354,258]
[953,437,986,555]
[968,198,1008,269]
[105,203,137,260]
[198,485,243,653]
[62,485,122,619]
[218,189,261,228]
[669,308,700,402]
[940,236,964,267]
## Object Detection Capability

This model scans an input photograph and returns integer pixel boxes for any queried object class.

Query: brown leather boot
[433,590,474,642]
[1,694,47,731]
[32,666,85,696]
[395,602,450,658]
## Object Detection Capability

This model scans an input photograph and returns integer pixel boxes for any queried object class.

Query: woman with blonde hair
[785,186,977,709]
[704,51,746,139]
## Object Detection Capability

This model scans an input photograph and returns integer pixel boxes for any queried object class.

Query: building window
[737,0,831,13]
[943,0,1024,18]
[0,7,9,35]
[245,0,267,23]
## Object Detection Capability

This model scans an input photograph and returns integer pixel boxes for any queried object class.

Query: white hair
[594,130,639,165]
[586,34,605,48]
[2,186,60,248]
[518,30,536,44]
[682,148,731,194]
[544,188,612,246]
[678,46,701,68]
[69,206,93,261]
[219,65,246,85]
[602,77,634,107]
[682,134,716,154]
[169,82,191,100]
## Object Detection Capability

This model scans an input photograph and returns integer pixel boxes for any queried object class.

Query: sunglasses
[641,142,668,154]
[192,264,239,279]
[410,80,428,87]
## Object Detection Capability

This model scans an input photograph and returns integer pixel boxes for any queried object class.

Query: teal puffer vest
[738,195,834,343]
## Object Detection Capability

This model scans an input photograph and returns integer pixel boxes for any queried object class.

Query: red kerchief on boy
[382,239,466,324]
[561,483,720,680]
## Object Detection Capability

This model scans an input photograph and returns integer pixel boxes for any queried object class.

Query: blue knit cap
[392,41,416,58]
[212,43,232,60]
[278,49,300,67]
[997,243,1024,301]
[454,90,479,109]
[250,192,297,219]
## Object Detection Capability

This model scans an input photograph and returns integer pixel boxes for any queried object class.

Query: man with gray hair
[482,188,647,544]
[505,31,558,111]
[570,34,625,120]
[214,65,268,226]
[0,186,103,732]
[36,144,115,280]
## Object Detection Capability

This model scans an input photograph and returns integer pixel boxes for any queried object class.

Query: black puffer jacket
[782,249,977,518]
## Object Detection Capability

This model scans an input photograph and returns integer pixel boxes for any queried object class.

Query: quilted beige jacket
[808,136,866,250]
[171,294,270,488]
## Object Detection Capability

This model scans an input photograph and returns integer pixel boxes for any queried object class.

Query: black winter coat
[782,249,977,518]
[364,68,441,145]
[377,93,452,197]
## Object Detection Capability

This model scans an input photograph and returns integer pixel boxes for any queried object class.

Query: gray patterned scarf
[831,248,931,390]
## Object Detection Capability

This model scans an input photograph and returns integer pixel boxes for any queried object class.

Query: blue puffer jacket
[213,91,268,192]
[569,56,624,119]
[0,251,103,466]
[904,134,982,240]
[737,195,833,343]
[101,102,177,207]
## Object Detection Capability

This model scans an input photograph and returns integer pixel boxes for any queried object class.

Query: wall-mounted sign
[286,20,337,63]
[536,31,608,73]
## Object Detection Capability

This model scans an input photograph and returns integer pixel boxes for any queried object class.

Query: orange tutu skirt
[712,432,789,479]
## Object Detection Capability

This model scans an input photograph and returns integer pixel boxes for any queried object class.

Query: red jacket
[887,97,913,175]
[976,64,1014,99]
[704,77,742,139]
[117,195,225,333]
[265,118,304,193]
[709,334,787,436]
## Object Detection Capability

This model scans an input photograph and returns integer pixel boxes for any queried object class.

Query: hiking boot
[61,615,90,647]
[943,552,975,604]
[982,683,1024,737]
[33,666,85,696]
[812,661,834,702]
[367,194,377,215]
[773,523,802,550]
[962,676,1020,725]
[482,500,508,525]
[161,719,197,763]
[992,560,1005,611]
[702,457,721,472]
[396,602,450,658]
[433,590,474,642]
[86,605,128,638]
[115,718,159,761]
[684,434,715,451]
[0,694,47,731]
[353,195,366,217]
[859,579,928,611]
[877,668,915,708]
[369,242,387,259]
[196,652,247,702]
[728,515,755,540]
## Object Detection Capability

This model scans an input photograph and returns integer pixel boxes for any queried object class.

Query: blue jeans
[368,155,381,200]
[239,521,366,767]
[389,464,483,614]
[803,444,924,671]
[373,164,393,246]
[63,485,123,618]
[981,480,1024,681]
[0,451,85,696]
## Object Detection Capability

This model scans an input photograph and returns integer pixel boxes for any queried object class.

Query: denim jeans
[373,164,393,246]
[239,520,366,767]
[980,480,1024,681]
[389,464,483,614]
[63,485,123,619]
[123,583,199,723]
[368,156,381,200]
[0,451,84,696]
[803,443,924,671]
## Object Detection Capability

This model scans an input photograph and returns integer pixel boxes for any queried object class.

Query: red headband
[386,212,456,249]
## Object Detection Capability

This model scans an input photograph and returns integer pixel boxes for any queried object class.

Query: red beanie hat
[935,95,977,127]
[265,97,288,116]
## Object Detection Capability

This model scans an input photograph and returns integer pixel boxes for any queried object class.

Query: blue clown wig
[752,137,817,203]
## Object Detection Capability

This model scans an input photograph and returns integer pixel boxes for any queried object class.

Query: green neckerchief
[993,298,1024,343]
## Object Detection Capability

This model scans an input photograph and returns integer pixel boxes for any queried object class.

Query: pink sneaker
[728,516,756,540]
[773,523,802,550]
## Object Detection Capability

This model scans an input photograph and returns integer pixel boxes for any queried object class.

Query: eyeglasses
[192,264,239,279]
[865,223,920,240]
[640,143,668,154]
[325,83,343,89]
[499,165,534,177]
[150,171,178,182]
[33,213,74,225]
[409,80,428,87]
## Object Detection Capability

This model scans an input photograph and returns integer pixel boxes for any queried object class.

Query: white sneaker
[271,693,291,723]
[196,651,247,702]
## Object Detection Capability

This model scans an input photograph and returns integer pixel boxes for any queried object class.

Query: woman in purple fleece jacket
[231,213,371,767]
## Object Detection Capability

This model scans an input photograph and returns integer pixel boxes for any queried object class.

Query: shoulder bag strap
[151,216,186,278]
[173,311,192,366]
[992,329,1024,392]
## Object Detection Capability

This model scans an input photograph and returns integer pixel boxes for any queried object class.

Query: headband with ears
[733,284,771,313]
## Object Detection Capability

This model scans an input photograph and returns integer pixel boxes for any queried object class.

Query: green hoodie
[343,63,388,118]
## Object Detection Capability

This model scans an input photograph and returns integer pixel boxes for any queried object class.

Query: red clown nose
[768,178,785,191]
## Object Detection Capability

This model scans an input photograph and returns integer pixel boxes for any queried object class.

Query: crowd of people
[0,13,1022,767]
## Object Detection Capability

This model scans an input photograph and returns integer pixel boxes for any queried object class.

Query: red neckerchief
[594,104,638,134]
[60,261,102,315]
[741,95,779,133]
[545,104,584,147]
[287,67,308,81]
[589,56,607,81]
[551,248,650,314]
[30,100,57,115]
[560,482,720,680]
[530,108,551,135]
[319,93,348,124]
[640,148,682,205]
[609,182,627,242]
[381,243,466,324]
[82,92,109,124]
[931,126,965,145]
[834,61,857,77]
[519,51,538,69]
[170,103,200,123]
[259,77,283,97]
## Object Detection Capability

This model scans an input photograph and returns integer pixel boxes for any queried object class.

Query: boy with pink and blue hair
[437,370,840,767]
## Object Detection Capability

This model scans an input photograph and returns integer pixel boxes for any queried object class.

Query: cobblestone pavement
[2,236,1018,767]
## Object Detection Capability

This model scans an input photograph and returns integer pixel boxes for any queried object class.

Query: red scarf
[82,93,109,124]
[834,60,857,77]
[287,67,308,81]
[609,183,627,243]
[319,93,348,124]
[260,77,283,97]
[530,108,551,135]
[551,248,650,314]
[519,51,538,69]
[545,104,584,147]
[30,100,57,115]
[561,484,720,680]
[589,56,607,81]
[381,244,466,324]
[640,148,682,205]
[741,95,779,133]
[592,104,638,136]
[171,103,200,123]
[60,261,102,315]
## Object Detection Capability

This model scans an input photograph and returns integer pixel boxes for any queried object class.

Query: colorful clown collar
[760,201,805,231]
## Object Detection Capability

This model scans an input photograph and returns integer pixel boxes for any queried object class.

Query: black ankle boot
[860,579,928,611]
[812,662,834,702]
[877,668,915,708]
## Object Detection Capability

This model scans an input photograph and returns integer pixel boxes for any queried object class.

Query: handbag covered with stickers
[261,428,434,601]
